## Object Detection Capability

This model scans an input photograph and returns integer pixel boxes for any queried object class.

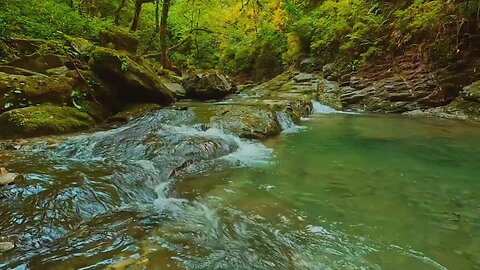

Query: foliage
[0,0,478,78]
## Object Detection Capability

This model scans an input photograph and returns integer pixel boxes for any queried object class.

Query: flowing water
[1,105,480,270]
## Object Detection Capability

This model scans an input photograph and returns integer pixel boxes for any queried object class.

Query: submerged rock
[210,105,281,140]
[89,47,174,105]
[183,73,237,100]
[0,105,95,138]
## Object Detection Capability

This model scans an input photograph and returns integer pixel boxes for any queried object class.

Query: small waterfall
[312,101,338,114]
[276,112,305,133]
[276,112,296,130]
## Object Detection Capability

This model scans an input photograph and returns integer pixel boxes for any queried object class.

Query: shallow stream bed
[1,109,479,270]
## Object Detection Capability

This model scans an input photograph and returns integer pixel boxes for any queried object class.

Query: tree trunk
[114,0,126,25]
[160,0,172,70]
[130,0,153,32]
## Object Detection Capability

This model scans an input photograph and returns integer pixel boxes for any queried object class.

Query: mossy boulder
[89,47,174,105]
[183,73,237,100]
[99,28,139,54]
[9,53,64,74]
[210,105,281,140]
[0,105,95,138]
[0,72,75,113]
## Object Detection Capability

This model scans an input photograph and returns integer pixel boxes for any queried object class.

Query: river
[0,105,479,270]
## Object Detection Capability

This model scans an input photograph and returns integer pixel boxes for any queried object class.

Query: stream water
[0,105,479,270]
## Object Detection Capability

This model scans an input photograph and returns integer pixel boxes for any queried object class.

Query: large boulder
[0,72,75,113]
[89,48,174,105]
[0,105,95,138]
[8,53,64,74]
[182,73,237,100]
[99,28,139,54]
[210,105,281,140]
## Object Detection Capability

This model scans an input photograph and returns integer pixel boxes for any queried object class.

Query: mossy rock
[0,72,75,113]
[99,28,139,54]
[89,47,174,105]
[0,105,95,138]
[210,105,281,140]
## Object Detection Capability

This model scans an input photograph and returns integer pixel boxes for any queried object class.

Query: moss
[0,104,95,138]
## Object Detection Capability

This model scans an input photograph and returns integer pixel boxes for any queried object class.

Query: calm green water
[173,114,480,270]
[1,111,480,269]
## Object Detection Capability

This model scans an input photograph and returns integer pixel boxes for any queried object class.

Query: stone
[9,53,64,74]
[99,28,139,54]
[293,73,315,83]
[66,36,95,57]
[164,82,186,99]
[0,242,14,252]
[108,103,162,123]
[0,173,23,185]
[182,73,237,100]
[460,80,480,102]
[210,105,281,140]
[0,72,76,113]
[89,47,174,105]
[0,105,95,138]
[0,66,47,76]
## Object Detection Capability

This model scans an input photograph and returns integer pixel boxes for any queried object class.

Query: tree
[130,0,154,32]
[160,0,172,69]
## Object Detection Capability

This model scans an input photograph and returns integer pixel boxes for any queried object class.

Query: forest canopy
[0,0,479,79]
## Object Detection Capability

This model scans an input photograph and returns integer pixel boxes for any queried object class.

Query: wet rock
[210,105,281,140]
[99,28,139,54]
[165,82,186,99]
[108,103,162,123]
[317,79,342,110]
[0,105,95,138]
[0,72,75,113]
[0,172,23,185]
[0,242,14,252]
[406,80,480,121]
[183,73,237,100]
[9,53,64,74]
[89,47,174,105]
[293,73,315,83]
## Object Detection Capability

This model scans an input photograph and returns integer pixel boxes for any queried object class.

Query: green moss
[0,104,95,138]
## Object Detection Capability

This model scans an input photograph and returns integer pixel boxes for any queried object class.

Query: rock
[164,82,186,99]
[0,242,14,252]
[99,28,139,54]
[460,80,480,102]
[108,103,162,123]
[0,72,76,113]
[46,66,70,76]
[210,105,281,140]
[0,66,47,76]
[182,73,237,100]
[293,73,315,83]
[9,53,64,74]
[299,58,319,72]
[322,63,338,80]
[89,47,174,105]
[0,173,23,185]
[0,105,95,138]
[317,79,343,110]
[66,36,95,57]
